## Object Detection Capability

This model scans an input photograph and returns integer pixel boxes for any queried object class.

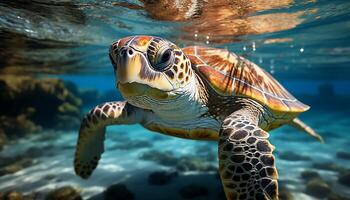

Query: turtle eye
[151,46,174,71]
[154,48,173,71]
[160,49,171,63]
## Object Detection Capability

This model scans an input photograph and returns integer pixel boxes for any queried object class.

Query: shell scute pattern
[182,46,309,113]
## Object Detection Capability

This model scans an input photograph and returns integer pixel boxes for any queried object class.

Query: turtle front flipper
[219,108,278,200]
[74,101,144,179]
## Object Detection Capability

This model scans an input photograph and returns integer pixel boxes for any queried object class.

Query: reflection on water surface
[1,0,350,78]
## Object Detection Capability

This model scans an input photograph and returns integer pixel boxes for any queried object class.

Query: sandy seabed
[0,111,350,200]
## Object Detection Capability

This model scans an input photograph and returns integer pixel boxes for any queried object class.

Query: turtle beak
[111,46,174,98]
[109,44,142,84]
[115,46,147,84]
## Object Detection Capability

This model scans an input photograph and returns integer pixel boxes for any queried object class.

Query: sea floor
[0,110,350,200]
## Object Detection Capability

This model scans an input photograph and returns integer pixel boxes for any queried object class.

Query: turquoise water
[1,0,350,199]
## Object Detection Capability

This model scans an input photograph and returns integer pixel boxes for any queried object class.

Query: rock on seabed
[104,184,134,200]
[45,186,82,200]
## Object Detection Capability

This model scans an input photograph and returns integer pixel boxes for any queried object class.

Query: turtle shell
[182,46,309,113]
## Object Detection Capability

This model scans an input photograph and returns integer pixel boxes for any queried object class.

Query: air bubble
[252,42,256,51]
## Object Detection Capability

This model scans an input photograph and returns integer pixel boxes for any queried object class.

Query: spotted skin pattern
[74,101,141,179]
[148,37,193,86]
[164,48,193,85]
[219,108,278,200]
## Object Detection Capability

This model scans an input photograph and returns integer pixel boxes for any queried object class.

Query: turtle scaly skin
[74,36,322,200]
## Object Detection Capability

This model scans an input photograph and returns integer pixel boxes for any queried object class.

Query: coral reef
[0,76,82,149]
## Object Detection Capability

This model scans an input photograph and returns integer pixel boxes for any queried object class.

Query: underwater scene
[1,0,350,199]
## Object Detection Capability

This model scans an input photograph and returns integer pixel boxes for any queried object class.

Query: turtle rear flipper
[74,101,144,179]
[289,118,323,143]
[219,107,278,200]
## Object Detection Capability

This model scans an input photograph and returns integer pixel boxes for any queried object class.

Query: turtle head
[109,36,196,108]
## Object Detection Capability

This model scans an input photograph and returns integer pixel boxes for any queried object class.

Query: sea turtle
[74,36,322,200]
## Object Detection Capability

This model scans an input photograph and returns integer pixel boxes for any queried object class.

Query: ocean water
[1,1,350,200]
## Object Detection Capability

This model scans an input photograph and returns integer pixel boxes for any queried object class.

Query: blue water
[1,0,350,199]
